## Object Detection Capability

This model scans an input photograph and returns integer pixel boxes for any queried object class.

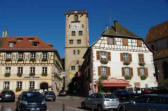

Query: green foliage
[100,58,108,64]
[18,58,24,61]
[30,58,36,62]
[5,73,10,77]
[29,73,35,76]
[55,60,63,70]
[16,87,22,92]
[141,75,147,80]
[123,61,130,65]
[124,75,132,80]
[139,62,145,66]
[42,73,48,77]
[54,73,63,81]
[42,58,47,61]
[17,73,22,77]
[5,58,11,62]
[99,75,109,80]
[98,81,103,93]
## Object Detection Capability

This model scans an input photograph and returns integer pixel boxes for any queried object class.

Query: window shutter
[107,67,110,75]
[107,52,111,61]
[145,68,148,76]
[137,68,140,76]
[114,38,116,45]
[129,54,132,62]
[138,54,141,63]
[123,39,128,46]
[137,40,142,47]
[107,37,110,44]
[142,54,144,62]
[98,66,101,76]
[120,53,123,61]
[122,68,125,76]
[96,51,100,60]
[130,68,133,76]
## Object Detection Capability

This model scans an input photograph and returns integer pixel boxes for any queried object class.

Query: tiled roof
[0,38,5,48]
[146,21,168,43]
[0,36,55,51]
[102,20,141,39]
[154,48,168,59]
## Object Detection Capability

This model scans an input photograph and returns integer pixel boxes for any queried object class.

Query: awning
[102,78,130,87]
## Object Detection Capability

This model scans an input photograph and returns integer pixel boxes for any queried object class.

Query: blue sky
[0,0,168,57]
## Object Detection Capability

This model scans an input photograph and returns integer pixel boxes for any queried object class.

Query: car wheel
[97,105,103,111]
[81,102,85,109]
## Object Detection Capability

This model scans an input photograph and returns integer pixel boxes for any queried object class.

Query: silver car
[118,94,168,111]
[81,93,119,111]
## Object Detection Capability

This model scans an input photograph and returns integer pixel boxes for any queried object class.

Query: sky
[0,0,168,57]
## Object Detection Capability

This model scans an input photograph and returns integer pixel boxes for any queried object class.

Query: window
[17,81,22,89]
[128,39,137,46]
[42,52,48,59]
[3,81,10,89]
[109,38,114,45]
[5,67,11,74]
[123,53,129,62]
[18,67,23,74]
[140,68,145,76]
[72,31,76,36]
[29,81,35,89]
[78,65,81,70]
[9,42,15,47]
[71,66,75,70]
[17,38,23,42]
[33,42,39,46]
[101,67,107,75]
[30,67,35,74]
[77,40,81,44]
[116,38,123,46]
[100,51,107,59]
[124,67,130,75]
[74,15,78,21]
[139,54,144,63]
[6,52,11,59]
[30,52,36,59]
[79,31,83,36]
[69,40,73,44]
[73,50,76,54]
[18,52,24,59]
[42,67,47,74]
[77,50,80,54]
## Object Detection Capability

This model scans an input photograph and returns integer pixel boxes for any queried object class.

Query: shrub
[124,75,132,80]
[123,61,130,65]
[99,75,109,80]
[141,75,147,80]
[139,62,145,66]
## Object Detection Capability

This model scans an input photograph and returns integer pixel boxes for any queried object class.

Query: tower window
[69,40,73,44]
[79,31,83,36]
[77,40,81,44]
[74,15,78,21]
[72,31,76,36]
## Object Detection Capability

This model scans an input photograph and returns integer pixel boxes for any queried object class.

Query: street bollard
[62,104,65,111]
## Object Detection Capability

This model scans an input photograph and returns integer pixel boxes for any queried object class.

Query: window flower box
[30,58,36,62]
[4,87,9,90]
[124,75,132,80]
[100,58,108,64]
[42,58,47,61]
[18,58,24,61]
[123,61,130,65]
[99,75,109,80]
[16,87,22,92]
[5,73,10,77]
[5,58,11,62]
[29,73,35,76]
[17,73,22,77]
[139,62,145,66]
[42,73,48,77]
[140,75,147,80]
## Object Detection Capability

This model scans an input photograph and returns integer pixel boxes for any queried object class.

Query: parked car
[0,90,15,102]
[141,88,153,94]
[118,94,168,111]
[81,93,119,111]
[59,90,67,96]
[16,91,47,111]
[44,91,56,101]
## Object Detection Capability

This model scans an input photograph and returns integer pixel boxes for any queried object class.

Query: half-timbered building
[0,35,63,95]
[80,21,157,96]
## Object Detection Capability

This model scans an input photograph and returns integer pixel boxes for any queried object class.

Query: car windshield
[103,94,117,98]
[22,92,44,102]
[46,92,55,95]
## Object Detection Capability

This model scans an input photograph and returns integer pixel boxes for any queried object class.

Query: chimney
[2,30,5,38]
[114,20,118,33]
[2,29,8,38]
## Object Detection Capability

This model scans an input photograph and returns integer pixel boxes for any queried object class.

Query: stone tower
[65,10,89,87]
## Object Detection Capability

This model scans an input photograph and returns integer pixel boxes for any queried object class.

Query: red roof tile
[0,36,55,51]
[146,21,168,43]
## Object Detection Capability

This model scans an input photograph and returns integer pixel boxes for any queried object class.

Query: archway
[40,82,48,91]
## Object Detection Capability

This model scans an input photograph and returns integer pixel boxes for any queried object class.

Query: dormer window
[28,38,34,41]
[9,42,15,47]
[33,42,39,46]
[17,38,23,42]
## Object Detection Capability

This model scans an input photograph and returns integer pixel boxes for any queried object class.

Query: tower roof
[102,20,141,39]
[65,10,88,15]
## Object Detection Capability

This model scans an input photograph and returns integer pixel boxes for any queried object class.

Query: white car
[81,93,119,111]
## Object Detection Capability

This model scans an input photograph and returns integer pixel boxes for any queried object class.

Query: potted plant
[124,75,132,80]
[139,62,145,66]
[5,73,10,77]
[100,58,108,64]
[17,73,22,77]
[141,75,147,80]
[29,73,35,76]
[16,87,22,92]
[42,73,47,76]
[123,61,130,65]
[18,58,24,61]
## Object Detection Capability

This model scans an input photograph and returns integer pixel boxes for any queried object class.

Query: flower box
[16,87,22,92]
[5,73,10,77]
[17,73,22,77]
[42,73,48,77]
[5,58,11,62]
[42,58,47,61]
[123,61,130,65]
[100,58,108,64]
[30,58,36,62]
[29,73,35,76]
[124,75,132,80]
[18,58,24,61]
[139,62,145,66]
[141,75,147,80]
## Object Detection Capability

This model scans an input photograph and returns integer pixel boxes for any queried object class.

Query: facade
[81,21,157,96]
[65,10,89,87]
[0,36,63,95]
[145,21,168,87]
